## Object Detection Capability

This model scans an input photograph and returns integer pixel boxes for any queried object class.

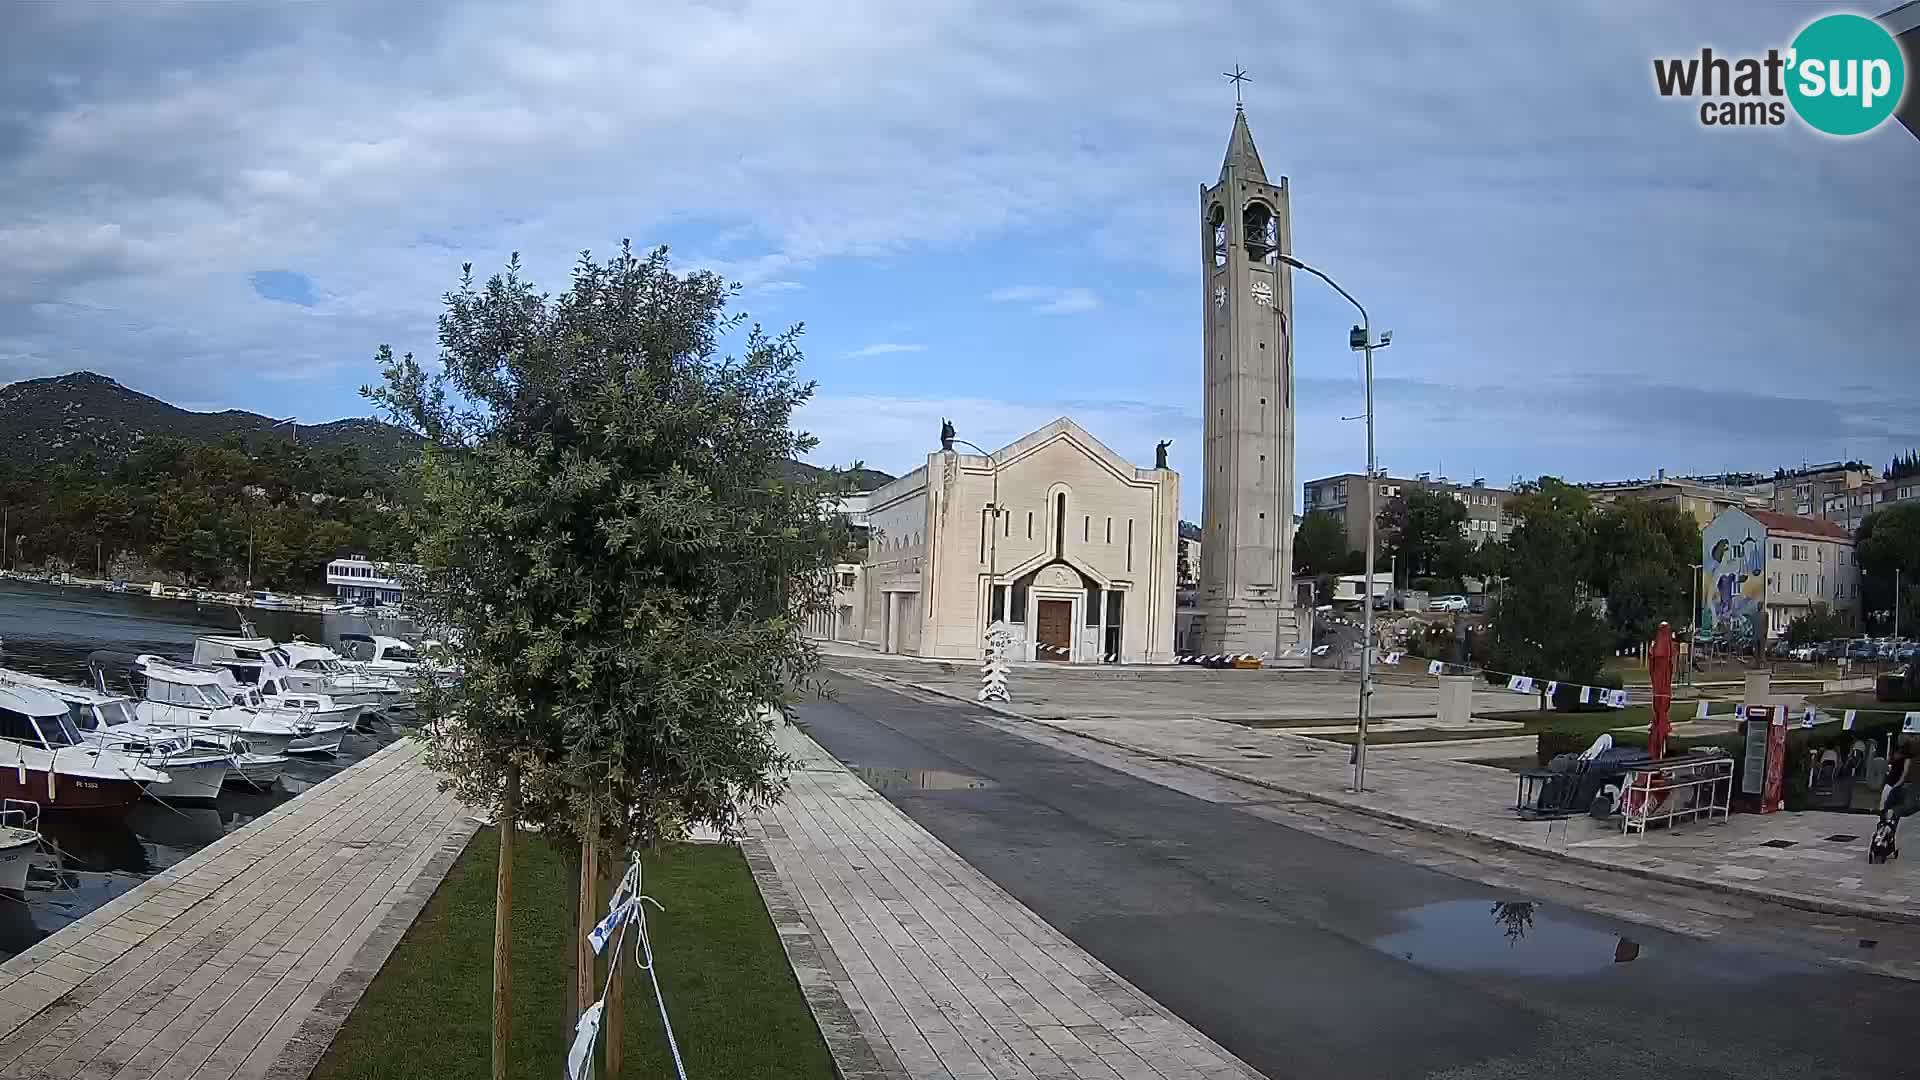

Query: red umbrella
[1647,622,1676,761]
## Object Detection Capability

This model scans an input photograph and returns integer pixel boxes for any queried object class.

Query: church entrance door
[1035,599,1073,662]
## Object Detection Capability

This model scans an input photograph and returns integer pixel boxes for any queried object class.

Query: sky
[1,0,1915,519]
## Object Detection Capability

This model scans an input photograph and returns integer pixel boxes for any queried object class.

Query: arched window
[1208,204,1227,267]
[1243,201,1277,265]
[1055,493,1068,557]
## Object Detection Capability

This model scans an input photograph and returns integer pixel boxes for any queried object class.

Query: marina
[0,579,425,961]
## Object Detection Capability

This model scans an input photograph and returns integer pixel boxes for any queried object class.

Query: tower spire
[1220,106,1267,183]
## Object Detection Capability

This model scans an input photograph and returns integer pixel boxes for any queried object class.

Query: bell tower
[1194,104,1299,660]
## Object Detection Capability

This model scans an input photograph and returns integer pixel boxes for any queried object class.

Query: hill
[0,371,422,474]
[0,371,896,490]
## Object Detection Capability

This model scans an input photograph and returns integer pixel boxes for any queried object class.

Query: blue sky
[1,1,1915,518]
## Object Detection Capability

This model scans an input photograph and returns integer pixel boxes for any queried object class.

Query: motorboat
[0,799,40,892]
[248,590,293,609]
[0,683,167,814]
[86,651,311,760]
[336,633,453,691]
[270,639,410,711]
[215,676,357,756]
[0,668,231,802]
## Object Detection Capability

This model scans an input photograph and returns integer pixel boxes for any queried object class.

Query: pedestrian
[1885,738,1912,818]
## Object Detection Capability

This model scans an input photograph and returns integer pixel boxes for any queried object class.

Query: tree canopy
[1856,503,1920,634]
[1887,449,1920,482]
[1293,511,1356,576]
[366,242,844,850]
[0,436,411,587]
[1484,478,1610,695]
[1588,497,1700,646]
[1379,487,1477,588]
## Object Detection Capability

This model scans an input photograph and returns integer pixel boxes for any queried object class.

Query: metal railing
[1619,756,1734,835]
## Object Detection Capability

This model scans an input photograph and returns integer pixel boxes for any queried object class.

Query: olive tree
[366,242,842,1077]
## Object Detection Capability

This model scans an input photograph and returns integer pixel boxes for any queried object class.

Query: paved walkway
[854,670,1920,926]
[0,739,476,1080]
[747,725,1260,1080]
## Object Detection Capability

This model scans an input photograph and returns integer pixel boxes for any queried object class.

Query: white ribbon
[1427,660,1444,676]
[567,1001,605,1080]
[1844,709,1857,730]
[1694,700,1710,721]
[1802,707,1817,729]
[1905,712,1920,734]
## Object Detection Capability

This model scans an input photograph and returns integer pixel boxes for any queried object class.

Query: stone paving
[747,724,1261,1080]
[848,669,1920,926]
[0,739,476,1080]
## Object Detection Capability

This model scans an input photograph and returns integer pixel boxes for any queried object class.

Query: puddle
[852,767,995,793]
[1373,900,1646,976]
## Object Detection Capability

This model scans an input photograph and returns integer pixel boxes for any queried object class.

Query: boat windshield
[98,700,138,727]
[35,712,84,747]
[384,646,421,665]
[199,684,232,708]
[68,702,100,732]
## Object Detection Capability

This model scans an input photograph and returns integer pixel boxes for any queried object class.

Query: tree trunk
[491,763,519,1080]
[577,812,600,1018]
[604,858,625,1080]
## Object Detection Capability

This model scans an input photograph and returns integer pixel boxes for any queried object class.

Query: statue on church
[940,418,955,452]
[1155,439,1172,470]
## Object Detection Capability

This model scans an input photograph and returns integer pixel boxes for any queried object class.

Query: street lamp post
[1278,254,1389,793]
[950,437,1003,658]
[1688,562,1702,686]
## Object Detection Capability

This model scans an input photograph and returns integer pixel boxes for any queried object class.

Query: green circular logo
[1787,13,1907,136]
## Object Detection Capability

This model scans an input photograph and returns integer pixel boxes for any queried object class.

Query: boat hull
[0,768,145,814]
[226,754,288,789]
[287,722,353,756]
[0,835,33,892]
[147,758,229,802]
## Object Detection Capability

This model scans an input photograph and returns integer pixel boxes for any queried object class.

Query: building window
[1084,516,1090,542]
[1772,543,1780,558]
[1011,581,1029,622]
[1027,511,1034,538]
[992,585,1007,622]
[1104,591,1124,660]
[1055,494,1067,556]
[1126,519,1134,571]
[1105,517,1112,543]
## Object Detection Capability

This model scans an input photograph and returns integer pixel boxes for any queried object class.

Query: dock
[0,740,475,1080]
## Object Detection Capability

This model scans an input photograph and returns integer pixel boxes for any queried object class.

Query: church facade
[855,419,1179,664]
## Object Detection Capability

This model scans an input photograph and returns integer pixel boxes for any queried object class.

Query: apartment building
[1300,472,1511,555]
[1702,508,1858,640]
[1586,469,1773,529]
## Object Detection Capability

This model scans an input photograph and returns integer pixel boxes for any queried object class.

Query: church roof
[1220,107,1267,183]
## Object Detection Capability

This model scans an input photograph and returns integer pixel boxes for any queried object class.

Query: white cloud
[988,285,1101,315]
[844,342,927,358]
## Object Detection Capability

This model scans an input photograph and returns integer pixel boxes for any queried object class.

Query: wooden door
[1035,599,1072,662]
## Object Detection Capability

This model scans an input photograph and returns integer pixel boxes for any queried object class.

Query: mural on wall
[1702,512,1766,642]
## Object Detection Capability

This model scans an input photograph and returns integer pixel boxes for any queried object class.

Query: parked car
[1429,594,1469,613]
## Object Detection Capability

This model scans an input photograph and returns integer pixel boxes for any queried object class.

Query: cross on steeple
[1222,65,1250,108]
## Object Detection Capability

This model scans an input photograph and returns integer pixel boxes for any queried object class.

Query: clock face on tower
[1250,279,1274,307]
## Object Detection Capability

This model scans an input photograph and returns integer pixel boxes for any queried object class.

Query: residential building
[1827,473,1920,530]
[1587,469,1774,529]
[806,563,865,643]
[852,418,1179,664]
[1301,472,1513,554]
[323,554,416,606]
[1766,455,1873,518]
[1701,509,1858,640]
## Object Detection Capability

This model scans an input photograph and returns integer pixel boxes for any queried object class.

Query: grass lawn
[1316,704,1670,747]
[311,828,835,1080]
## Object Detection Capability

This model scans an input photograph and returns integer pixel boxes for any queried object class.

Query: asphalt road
[794,675,1916,1080]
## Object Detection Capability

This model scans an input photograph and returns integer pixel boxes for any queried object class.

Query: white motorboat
[0,799,40,892]
[88,652,312,761]
[0,669,231,802]
[335,634,434,691]
[0,683,168,813]
[218,679,357,756]
[197,634,406,713]
[228,750,290,789]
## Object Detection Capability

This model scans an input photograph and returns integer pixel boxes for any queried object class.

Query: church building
[856,419,1180,664]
